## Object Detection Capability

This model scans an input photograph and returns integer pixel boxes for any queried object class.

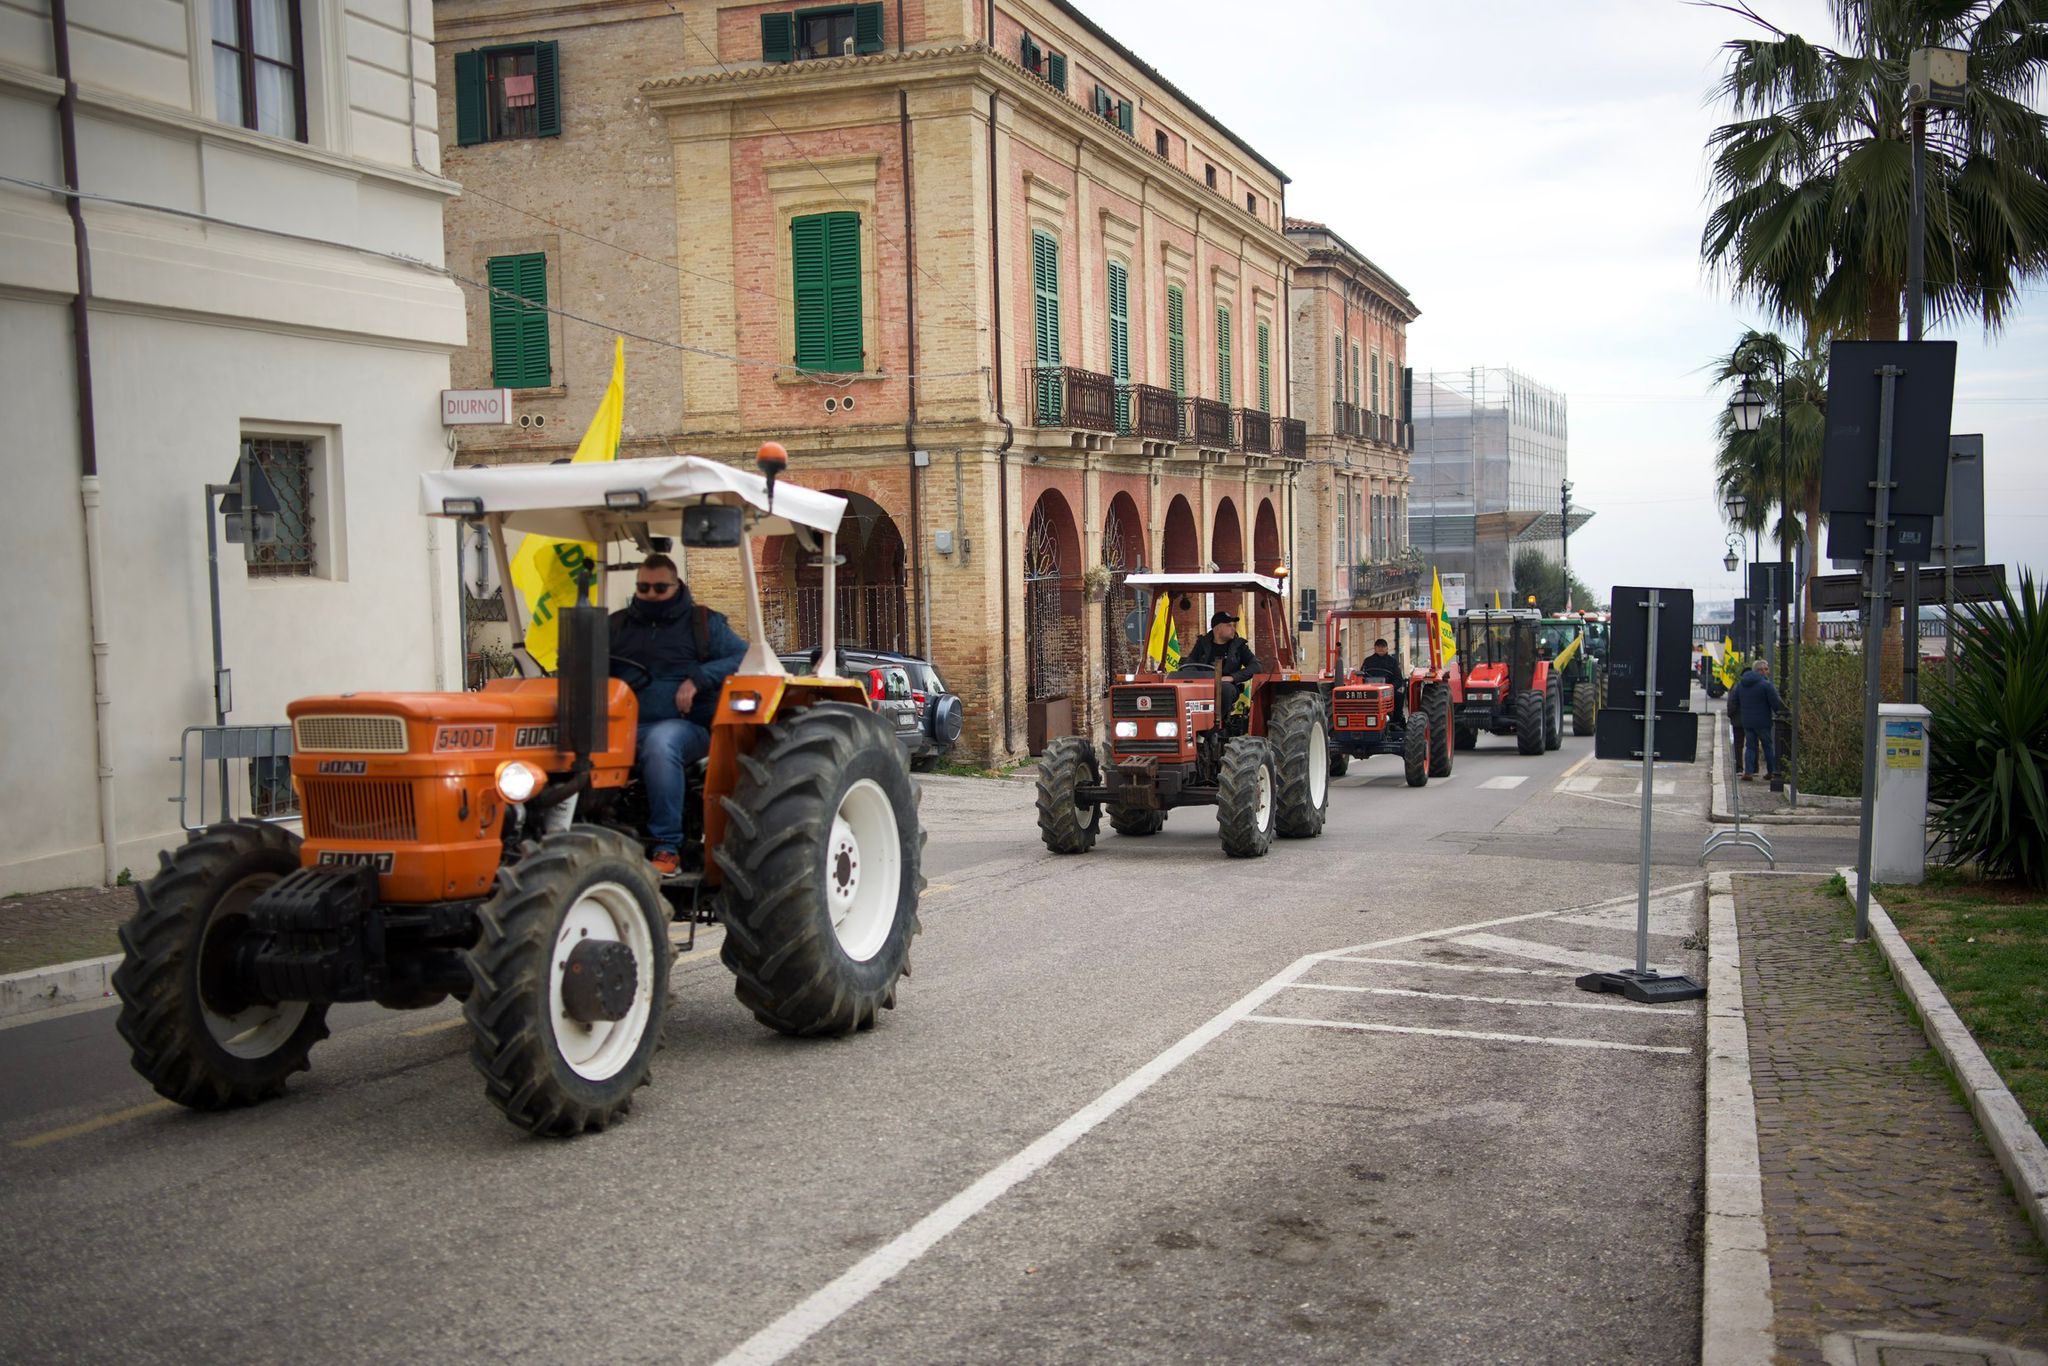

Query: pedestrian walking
[1733,658,1785,781]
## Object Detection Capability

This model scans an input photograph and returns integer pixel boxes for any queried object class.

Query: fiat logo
[1135,696,1153,712]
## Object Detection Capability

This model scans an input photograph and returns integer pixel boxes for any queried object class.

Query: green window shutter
[1107,259,1129,428]
[1020,34,1040,73]
[1351,347,1360,414]
[1166,285,1185,398]
[454,51,486,145]
[1032,231,1061,422]
[1333,334,1343,401]
[824,212,863,371]
[1371,353,1380,412]
[855,2,884,53]
[791,215,828,367]
[1257,321,1271,413]
[534,41,561,138]
[1046,51,1066,92]
[763,12,795,63]
[1215,304,1232,406]
[1093,86,1110,117]
[1116,100,1133,135]
[488,253,549,388]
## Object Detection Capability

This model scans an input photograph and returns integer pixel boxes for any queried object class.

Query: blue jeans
[638,719,710,853]
[1743,723,1777,777]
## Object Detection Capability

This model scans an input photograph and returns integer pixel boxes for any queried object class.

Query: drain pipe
[53,0,118,886]
[988,89,1014,753]
[900,89,925,657]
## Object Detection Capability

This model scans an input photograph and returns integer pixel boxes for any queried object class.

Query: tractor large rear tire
[1516,690,1546,756]
[1036,736,1102,854]
[716,702,924,1037]
[114,821,330,1110]
[1217,737,1277,859]
[1427,686,1454,778]
[1544,681,1564,751]
[1109,805,1165,836]
[1402,715,1430,787]
[1270,693,1330,838]
[1572,682,1597,737]
[466,827,669,1136]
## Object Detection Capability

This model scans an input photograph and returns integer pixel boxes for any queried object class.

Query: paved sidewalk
[0,884,134,976]
[1732,874,2048,1362]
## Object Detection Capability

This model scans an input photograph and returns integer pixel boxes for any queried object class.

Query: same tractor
[1035,572,1331,859]
[1538,611,1611,737]
[1448,609,1564,756]
[115,449,923,1137]
[1323,609,1455,787]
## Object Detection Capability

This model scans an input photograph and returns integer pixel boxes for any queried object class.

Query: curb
[1843,867,2048,1252]
[0,953,120,1022]
[1710,718,1859,828]
[1701,869,1777,1366]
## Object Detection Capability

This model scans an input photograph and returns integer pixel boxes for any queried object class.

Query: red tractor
[1448,609,1563,756]
[1323,609,1456,786]
[1035,572,1330,859]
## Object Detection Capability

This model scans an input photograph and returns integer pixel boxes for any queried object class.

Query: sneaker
[650,849,680,877]
[1738,773,1753,782]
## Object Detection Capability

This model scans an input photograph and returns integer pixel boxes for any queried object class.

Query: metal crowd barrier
[173,724,297,832]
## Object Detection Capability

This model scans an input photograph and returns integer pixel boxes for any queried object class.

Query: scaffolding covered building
[1406,366,1590,603]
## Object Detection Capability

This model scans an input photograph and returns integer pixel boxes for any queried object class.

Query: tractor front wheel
[465,827,669,1136]
[1036,736,1103,854]
[1516,690,1546,756]
[1573,682,1598,737]
[1427,686,1454,778]
[1269,693,1330,838]
[1544,681,1564,751]
[717,702,924,1037]
[1402,715,1430,787]
[1217,737,1277,859]
[114,821,330,1110]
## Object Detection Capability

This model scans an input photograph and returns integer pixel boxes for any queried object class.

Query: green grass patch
[1878,876,2048,1145]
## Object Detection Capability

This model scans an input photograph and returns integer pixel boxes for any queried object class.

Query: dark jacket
[1183,631,1261,681]
[1726,668,1747,719]
[609,587,748,727]
[1733,669,1783,730]
[1355,653,1402,687]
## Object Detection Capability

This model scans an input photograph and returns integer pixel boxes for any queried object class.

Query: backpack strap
[695,604,710,656]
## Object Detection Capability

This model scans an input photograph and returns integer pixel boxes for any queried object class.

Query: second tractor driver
[1184,609,1262,724]
[1354,636,1405,720]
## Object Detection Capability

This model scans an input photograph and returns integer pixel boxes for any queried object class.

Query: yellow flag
[1144,592,1181,671]
[1432,570,1457,662]
[1493,589,1502,610]
[510,337,624,670]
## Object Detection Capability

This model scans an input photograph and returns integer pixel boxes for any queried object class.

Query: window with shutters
[759,4,884,62]
[212,0,307,142]
[1031,231,1062,423]
[1107,259,1130,430]
[1387,359,1398,418]
[1166,285,1186,400]
[1017,33,1066,91]
[454,43,561,145]
[1370,350,1381,413]
[1350,346,1361,419]
[1154,129,1169,158]
[790,212,864,373]
[1256,320,1271,413]
[1334,335,1344,402]
[487,253,551,389]
[1214,304,1232,406]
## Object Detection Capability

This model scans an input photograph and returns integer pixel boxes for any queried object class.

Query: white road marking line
[1554,753,1595,785]
[1478,775,1528,789]
[1449,932,1668,975]
[1322,955,1584,978]
[1241,1015,1693,1056]
[711,894,1678,1366]
[1284,982,1693,1015]
[13,1099,177,1150]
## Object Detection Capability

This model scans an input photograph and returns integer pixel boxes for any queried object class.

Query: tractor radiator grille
[300,780,418,842]
[293,714,408,754]
[1333,692,1389,723]
[1111,739,1181,755]
[1110,688,1177,719]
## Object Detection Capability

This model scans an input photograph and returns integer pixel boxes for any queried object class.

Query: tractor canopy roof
[420,455,848,542]
[1124,571,1288,598]
[1461,609,1540,624]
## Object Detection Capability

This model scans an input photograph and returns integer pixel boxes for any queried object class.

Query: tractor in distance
[1324,608,1455,786]
[1036,571,1330,859]
[115,449,923,1138]
[1538,610,1610,736]
[1448,608,1563,756]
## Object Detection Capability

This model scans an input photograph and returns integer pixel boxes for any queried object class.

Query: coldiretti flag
[1432,569,1457,662]
[1144,593,1181,671]
[1716,636,1742,689]
[510,336,625,670]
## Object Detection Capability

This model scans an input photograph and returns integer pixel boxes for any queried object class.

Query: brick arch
[1101,491,1146,678]
[756,488,907,653]
[1160,494,1203,647]
[1212,496,1245,619]
[1024,489,1082,712]
[1253,497,1281,576]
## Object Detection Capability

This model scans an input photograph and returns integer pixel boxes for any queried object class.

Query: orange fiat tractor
[1323,609,1455,786]
[1036,572,1331,858]
[1448,608,1563,756]
[115,448,923,1137]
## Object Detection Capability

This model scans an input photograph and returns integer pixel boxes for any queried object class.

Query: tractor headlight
[1113,721,1139,739]
[494,759,546,805]
[1155,721,1179,738]
[729,691,761,714]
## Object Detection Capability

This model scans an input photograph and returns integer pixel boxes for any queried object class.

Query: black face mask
[626,586,688,625]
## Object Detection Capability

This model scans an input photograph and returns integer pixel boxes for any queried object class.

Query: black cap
[1373,637,1389,647]
[1210,610,1238,627]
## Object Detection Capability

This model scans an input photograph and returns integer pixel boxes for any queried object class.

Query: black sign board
[1810,563,2008,613]
[1820,340,1957,521]
[1594,708,1699,764]
[1933,434,1986,568]
[1833,512,1937,564]
[1746,562,1788,605]
[1604,586,1694,711]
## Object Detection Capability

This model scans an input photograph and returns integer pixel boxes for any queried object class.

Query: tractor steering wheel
[608,655,653,692]
[1170,662,1216,677]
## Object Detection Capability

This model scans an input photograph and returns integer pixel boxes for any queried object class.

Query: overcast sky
[1104,0,2047,605]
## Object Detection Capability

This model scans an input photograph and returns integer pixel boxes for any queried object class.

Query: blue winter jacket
[608,589,748,727]
[1732,669,1783,730]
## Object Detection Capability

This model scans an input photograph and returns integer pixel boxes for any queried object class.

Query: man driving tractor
[1184,609,1262,721]
[1354,637,1404,718]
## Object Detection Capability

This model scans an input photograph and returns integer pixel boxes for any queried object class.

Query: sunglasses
[634,581,678,595]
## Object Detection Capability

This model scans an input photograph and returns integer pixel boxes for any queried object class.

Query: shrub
[1790,641,1901,797]
[1929,573,2048,889]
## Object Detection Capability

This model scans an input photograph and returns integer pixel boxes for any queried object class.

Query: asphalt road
[0,705,1857,1363]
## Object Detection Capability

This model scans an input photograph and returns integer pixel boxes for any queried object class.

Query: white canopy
[1124,571,1288,597]
[420,455,847,541]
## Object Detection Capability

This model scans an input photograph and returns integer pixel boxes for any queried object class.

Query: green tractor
[1537,612,1609,737]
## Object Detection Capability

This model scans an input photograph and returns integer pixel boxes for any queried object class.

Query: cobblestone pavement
[1733,874,2048,1363]
[0,884,135,976]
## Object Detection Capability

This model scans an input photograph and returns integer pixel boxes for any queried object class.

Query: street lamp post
[1560,478,1573,610]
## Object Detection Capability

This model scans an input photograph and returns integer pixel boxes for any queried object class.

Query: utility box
[1872,702,1931,883]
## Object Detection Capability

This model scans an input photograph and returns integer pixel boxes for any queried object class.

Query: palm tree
[1711,330,1829,640]
[1701,0,2048,343]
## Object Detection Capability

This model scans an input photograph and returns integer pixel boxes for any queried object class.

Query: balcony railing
[1028,366,1116,432]
[1353,561,1423,602]
[1189,396,1233,448]
[1120,383,1181,441]
[1279,417,1306,458]
[1238,408,1272,454]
